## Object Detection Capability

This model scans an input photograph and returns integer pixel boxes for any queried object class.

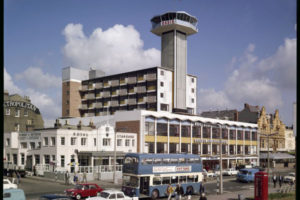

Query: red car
[65,183,103,199]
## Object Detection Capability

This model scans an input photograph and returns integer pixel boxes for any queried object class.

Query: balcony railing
[79,104,88,109]
[88,103,95,109]
[103,82,110,87]
[120,99,128,105]
[146,96,156,103]
[146,73,156,81]
[111,80,119,87]
[128,99,136,105]
[120,78,127,85]
[147,85,156,91]
[103,102,110,107]
[95,83,103,89]
[95,103,102,108]
[137,86,146,93]
[79,85,88,91]
[86,93,95,99]
[119,89,127,96]
[111,101,119,107]
[137,75,145,82]
[128,77,137,84]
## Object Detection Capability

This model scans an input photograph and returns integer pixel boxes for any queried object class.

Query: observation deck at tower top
[150,11,198,36]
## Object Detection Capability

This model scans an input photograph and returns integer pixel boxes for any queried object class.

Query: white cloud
[15,67,61,90]
[4,68,21,94]
[62,23,160,75]
[198,38,296,114]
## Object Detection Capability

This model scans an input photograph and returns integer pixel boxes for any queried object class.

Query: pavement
[23,167,295,200]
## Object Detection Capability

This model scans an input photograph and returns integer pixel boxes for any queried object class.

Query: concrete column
[227,128,230,156]
[154,118,157,154]
[179,121,182,153]
[235,129,237,154]
[243,130,245,156]
[167,120,170,154]
[190,123,193,154]
[210,126,213,156]
[91,156,94,166]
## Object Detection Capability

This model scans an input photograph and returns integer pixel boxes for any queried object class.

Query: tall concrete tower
[151,11,198,111]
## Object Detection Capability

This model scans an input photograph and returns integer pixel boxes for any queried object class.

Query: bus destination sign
[153,166,191,173]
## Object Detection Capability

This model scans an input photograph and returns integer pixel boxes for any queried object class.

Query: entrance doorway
[140,176,150,195]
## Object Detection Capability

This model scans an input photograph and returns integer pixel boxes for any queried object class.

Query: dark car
[65,183,103,200]
[39,194,72,200]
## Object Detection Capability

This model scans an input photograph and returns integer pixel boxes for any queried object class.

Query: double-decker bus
[121,153,203,199]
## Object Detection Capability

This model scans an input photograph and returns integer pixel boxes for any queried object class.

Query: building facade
[284,127,295,152]
[4,90,44,133]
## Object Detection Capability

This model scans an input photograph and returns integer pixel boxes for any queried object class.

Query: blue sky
[4,0,296,126]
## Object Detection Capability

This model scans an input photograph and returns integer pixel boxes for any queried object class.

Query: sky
[4,0,296,127]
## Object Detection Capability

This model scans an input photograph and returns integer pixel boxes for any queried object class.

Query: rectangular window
[117,139,122,146]
[5,108,10,115]
[6,138,10,146]
[27,120,32,125]
[24,110,28,116]
[81,138,87,146]
[71,137,76,145]
[66,100,69,105]
[160,70,164,76]
[44,155,50,164]
[160,93,164,98]
[132,139,135,147]
[125,139,130,147]
[145,121,155,135]
[61,155,65,167]
[44,137,48,146]
[21,142,27,149]
[161,103,168,111]
[191,88,195,93]
[52,155,55,162]
[51,137,56,146]
[160,82,164,87]
[38,142,41,148]
[191,78,194,83]
[103,138,111,146]
[15,110,20,117]
[94,138,97,146]
[61,137,65,145]
[15,124,20,132]
[30,142,35,149]
[21,154,25,165]
[191,98,194,103]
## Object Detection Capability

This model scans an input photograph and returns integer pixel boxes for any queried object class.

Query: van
[236,168,260,183]
[3,188,26,200]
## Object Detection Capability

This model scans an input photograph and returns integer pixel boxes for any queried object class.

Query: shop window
[103,138,111,146]
[161,104,169,111]
[5,108,10,115]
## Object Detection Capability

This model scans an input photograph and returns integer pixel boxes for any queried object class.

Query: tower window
[191,88,195,93]
[160,82,164,87]
[191,98,194,103]
[160,93,164,98]
[160,70,164,76]
[191,78,194,83]
[66,90,70,96]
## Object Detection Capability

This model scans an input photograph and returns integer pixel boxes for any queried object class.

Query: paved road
[11,169,293,200]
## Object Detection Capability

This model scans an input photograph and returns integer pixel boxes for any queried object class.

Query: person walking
[83,171,87,183]
[166,184,174,200]
[175,184,181,200]
[272,174,277,188]
[199,183,205,196]
[278,174,283,188]
[199,193,207,200]
[178,184,184,200]
[16,171,20,185]
[12,171,16,184]
[65,171,69,185]
[186,187,192,200]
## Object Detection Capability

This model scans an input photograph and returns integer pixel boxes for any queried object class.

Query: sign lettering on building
[4,101,40,114]
[19,132,41,140]
[161,20,175,26]
[73,132,88,137]
[153,166,191,173]
[194,138,227,144]
[117,134,135,139]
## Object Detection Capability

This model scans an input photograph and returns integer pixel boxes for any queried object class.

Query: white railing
[78,165,123,173]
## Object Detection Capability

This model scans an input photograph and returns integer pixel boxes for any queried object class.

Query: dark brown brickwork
[116,120,140,152]
[62,81,81,117]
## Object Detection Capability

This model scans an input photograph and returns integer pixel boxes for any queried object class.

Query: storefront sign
[117,134,135,139]
[19,132,41,140]
[153,165,191,173]
[73,132,88,137]
[194,139,227,144]
[4,101,40,114]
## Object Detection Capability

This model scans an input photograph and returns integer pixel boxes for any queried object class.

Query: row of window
[5,108,29,117]
[153,175,199,185]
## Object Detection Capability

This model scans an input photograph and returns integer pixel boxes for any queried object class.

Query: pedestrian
[186,188,192,200]
[12,171,16,184]
[175,184,180,200]
[54,170,58,182]
[199,193,207,200]
[166,184,174,200]
[73,172,78,185]
[272,174,277,188]
[16,171,20,185]
[65,171,69,185]
[175,184,184,200]
[199,183,205,196]
[83,171,87,183]
[278,174,283,188]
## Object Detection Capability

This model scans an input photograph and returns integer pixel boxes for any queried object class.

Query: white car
[3,179,18,190]
[203,169,216,177]
[283,172,295,183]
[223,168,239,176]
[85,190,138,200]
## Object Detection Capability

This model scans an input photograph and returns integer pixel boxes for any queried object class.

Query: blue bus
[121,153,204,199]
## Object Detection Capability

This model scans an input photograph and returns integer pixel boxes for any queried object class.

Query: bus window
[179,176,186,183]
[195,175,198,182]
[123,175,139,187]
[187,175,194,182]
[153,177,162,185]
[154,158,162,164]
[187,158,194,163]
[170,158,178,164]
[179,158,186,163]
[162,177,170,184]
[145,158,153,164]
[163,158,170,164]
[124,157,139,164]
[171,176,178,184]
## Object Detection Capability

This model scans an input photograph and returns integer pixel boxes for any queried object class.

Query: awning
[259,152,295,160]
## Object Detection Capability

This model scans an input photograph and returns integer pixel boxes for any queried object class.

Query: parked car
[223,168,239,176]
[3,188,26,200]
[65,183,103,200]
[3,179,18,190]
[85,190,138,200]
[236,168,260,183]
[202,169,216,177]
[39,194,72,200]
[283,172,295,183]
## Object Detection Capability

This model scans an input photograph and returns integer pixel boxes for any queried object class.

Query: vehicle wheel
[151,189,159,200]
[75,194,81,200]
[187,186,194,195]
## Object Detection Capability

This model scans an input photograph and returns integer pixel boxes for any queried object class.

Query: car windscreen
[100,192,110,198]
[239,170,248,175]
